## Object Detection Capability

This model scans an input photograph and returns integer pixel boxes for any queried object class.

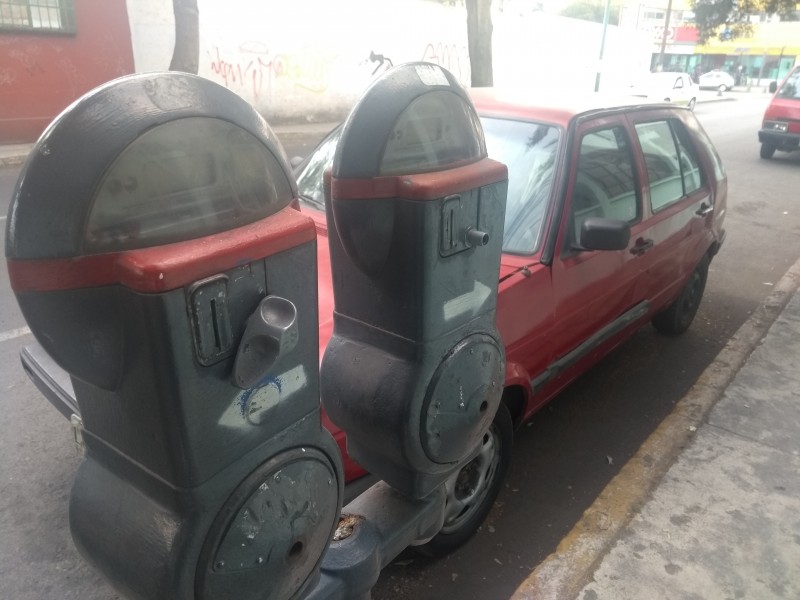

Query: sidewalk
[514,257,800,600]
[0,144,32,168]
[0,121,340,169]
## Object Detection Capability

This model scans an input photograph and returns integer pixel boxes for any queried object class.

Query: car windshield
[296,117,561,255]
[776,69,800,100]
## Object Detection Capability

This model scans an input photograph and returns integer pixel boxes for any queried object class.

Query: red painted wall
[0,0,135,143]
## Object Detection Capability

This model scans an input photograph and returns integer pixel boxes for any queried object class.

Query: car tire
[688,97,696,110]
[652,255,709,336]
[718,84,728,92]
[760,143,776,159]
[413,401,513,558]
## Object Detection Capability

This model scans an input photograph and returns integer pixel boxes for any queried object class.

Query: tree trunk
[170,0,200,74]
[466,0,493,87]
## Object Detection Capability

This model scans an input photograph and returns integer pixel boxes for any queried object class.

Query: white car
[629,72,697,110]
[698,70,735,92]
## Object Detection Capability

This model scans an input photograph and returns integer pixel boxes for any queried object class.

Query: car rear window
[635,119,705,212]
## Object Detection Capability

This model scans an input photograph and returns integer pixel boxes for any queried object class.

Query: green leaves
[691,0,798,44]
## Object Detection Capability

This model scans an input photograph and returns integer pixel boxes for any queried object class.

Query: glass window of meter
[379,90,485,176]
[84,117,293,253]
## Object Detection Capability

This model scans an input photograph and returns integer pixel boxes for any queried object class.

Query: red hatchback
[23,89,726,557]
[294,89,726,553]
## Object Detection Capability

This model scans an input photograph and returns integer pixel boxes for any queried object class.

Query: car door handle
[630,238,654,256]
[695,202,713,217]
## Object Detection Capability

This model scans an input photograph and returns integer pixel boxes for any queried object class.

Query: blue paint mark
[237,375,283,420]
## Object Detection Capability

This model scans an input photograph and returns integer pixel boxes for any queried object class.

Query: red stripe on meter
[8,207,316,294]
[331,158,508,201]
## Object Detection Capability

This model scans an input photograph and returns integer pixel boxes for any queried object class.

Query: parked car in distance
[759,65,800,159]
[629,72,697,109]
[21,90,727,558]
[698,70,735,92]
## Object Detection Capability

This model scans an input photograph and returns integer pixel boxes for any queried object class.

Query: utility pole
[656,0,673,71]
[594,0,612,92]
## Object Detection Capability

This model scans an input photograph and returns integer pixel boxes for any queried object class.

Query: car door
[545,116,649,391]
[627,109,714,311]
[671,74,687,103]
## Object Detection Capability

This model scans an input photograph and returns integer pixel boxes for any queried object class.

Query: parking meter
[321,63,508,499]
[6,73,342,600]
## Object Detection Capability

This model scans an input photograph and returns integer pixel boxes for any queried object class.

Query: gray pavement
[577,290,800,600]
[0,120,340,168]
[515,255,800,600]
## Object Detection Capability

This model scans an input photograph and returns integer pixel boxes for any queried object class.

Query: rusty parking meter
[321,63,508,499]
[6,73,342,600]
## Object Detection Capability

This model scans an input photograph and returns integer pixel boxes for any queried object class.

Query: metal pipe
[594,0,612,92]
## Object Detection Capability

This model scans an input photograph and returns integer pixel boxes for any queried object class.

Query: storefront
[652,22,799,85]
[651,22,800,85]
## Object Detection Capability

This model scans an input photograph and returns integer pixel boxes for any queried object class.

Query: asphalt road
[1,93,798,600]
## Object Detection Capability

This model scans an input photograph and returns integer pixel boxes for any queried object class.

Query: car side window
[635,120,704,212]
[569,126,638,244]
[671,119,703,195]
[693,126,726,183]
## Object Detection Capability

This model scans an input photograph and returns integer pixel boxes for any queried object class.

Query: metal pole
[594,0,612,92]
[656,0,673,71]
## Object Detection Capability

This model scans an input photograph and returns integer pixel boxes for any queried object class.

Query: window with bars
[0,0,75,33]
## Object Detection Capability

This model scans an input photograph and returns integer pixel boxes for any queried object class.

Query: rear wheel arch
[501,384,528,427]
[652,253,710,335]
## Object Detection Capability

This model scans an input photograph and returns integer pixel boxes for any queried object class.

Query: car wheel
[652,255,709,335]
[414,402,513,558]
[688,97,696,110]
[718,84,728,92]
[760,143,776,159]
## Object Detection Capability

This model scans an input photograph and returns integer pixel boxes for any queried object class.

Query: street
[1,93,799,600]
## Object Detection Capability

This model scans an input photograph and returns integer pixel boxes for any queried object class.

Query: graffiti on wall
[209,43,337,100]
[9,46,46,77]
[421,42,470,83]
[367,51,393,76]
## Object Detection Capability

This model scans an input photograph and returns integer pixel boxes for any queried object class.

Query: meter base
[305,481,446,599]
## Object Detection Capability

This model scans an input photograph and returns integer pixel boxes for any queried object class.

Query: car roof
[468,87,668,128]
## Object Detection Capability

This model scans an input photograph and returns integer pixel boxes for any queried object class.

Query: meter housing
[6,73,342,600]
[321,63,508,498]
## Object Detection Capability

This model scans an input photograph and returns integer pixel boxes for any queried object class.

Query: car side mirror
[575,217,631,252]
[769,81,778,94]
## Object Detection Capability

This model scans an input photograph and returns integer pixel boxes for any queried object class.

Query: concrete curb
[0,152,30,168]
[511,255,800,600]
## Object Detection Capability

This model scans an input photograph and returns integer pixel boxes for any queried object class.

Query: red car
[295,89,726,553]
[759,65,800,159]
[23,89,726,556]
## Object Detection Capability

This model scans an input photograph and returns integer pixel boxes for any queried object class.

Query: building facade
[0,0,135,143]
[2,0,653,142]
[619,0,799,85]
